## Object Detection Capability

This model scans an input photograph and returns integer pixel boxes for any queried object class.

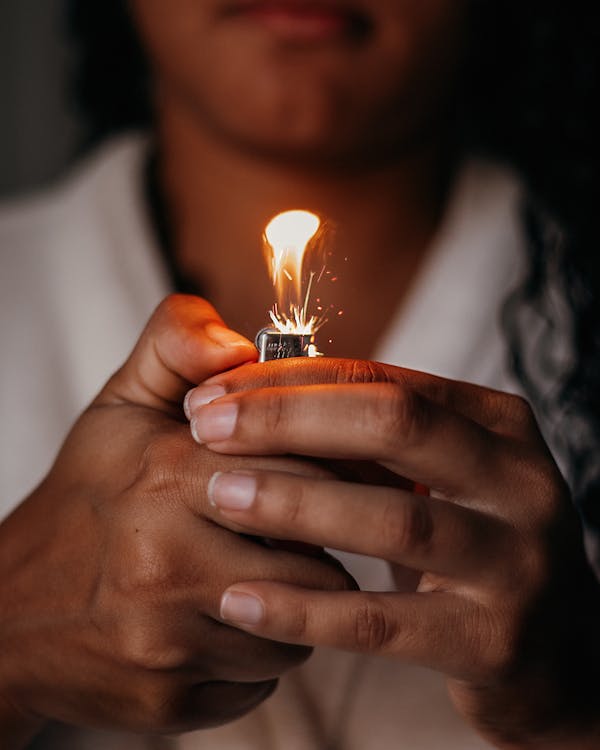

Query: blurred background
[0,0,81,198]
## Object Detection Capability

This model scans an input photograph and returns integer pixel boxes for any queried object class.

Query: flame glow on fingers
[263,210,328,335]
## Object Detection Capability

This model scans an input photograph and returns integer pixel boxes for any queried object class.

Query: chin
[135,0,467,165]
[186,52,404,166]
[219,102,353,162]
[207,101,373,167]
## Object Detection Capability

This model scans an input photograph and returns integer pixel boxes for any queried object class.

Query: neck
[155,98,456,357]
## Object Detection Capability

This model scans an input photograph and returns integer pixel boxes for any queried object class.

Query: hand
[0,298,353,747]
[184,358,600,749]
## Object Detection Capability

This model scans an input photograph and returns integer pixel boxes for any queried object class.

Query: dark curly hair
[66,0,600,556]
[464,1,600,554]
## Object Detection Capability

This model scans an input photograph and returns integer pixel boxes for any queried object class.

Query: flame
[263,210,325,335]
[265,210,320,298]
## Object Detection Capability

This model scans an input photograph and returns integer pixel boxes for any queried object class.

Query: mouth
[222,1,372,43]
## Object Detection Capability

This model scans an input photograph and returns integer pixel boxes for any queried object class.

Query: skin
[184,361,600,749]
[130,0,468,355]
[131,0,468,162]
[2,0,599,747]
[0,298,354,746]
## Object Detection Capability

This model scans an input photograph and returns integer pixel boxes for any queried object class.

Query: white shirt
[0,135,525,749]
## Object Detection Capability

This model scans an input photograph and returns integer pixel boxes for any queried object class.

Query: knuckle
[154,294,188,327]
[371,384,426,453]
[380,494,434,560]
[353,598,395,652]
[329,359,391,385]
[285,600,310,640]
[538,473,568,522]
[462,605,504,680]
[520,457,568,526]
[119,536,173,594]
[470,590,550,683]
[277,478,305,527]
[519,544,551,594]
[263,390,287,434]
[504,394,537,431]
[153,295,217,360]
[112,508,182,598]
[120,622,187,672]
[477,606,525,681]
[137,429,192,495]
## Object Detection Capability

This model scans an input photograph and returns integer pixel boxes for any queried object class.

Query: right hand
[0,295,353,744]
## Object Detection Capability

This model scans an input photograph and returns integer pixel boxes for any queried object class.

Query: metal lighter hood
[255,328,316,362]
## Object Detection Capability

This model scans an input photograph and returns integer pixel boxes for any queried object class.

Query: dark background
[0,0,80,198]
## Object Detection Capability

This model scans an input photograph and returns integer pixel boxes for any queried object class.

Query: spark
[262,210,337,344]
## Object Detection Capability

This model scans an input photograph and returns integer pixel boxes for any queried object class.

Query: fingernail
[190,402,238,443]
[206,324,254,350]
[220,590,264,626]
[185,385,227,419]
[208,472,257,510]
[183,389,193,420]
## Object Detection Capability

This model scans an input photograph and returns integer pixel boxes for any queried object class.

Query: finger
[205,471,515,584]
[218,584,489,680]
[96,294,257,414]
[187,383,512,499]
[140,500,356,618]
[175,680,277,732]
[201,358,539,440]
[131,679,277,734]
[195,620,312,682]
[116,505,354,682]
[126,600,312,683]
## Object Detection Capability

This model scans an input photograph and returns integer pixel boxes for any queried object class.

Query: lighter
[255,328,317,362]
[257,209,331,362]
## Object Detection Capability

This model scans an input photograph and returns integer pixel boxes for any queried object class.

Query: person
[1,1,599,748]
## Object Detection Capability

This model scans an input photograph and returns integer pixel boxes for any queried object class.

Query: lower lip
[227,3,359,42]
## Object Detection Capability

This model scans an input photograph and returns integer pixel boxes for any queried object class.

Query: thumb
[96,295,257,414]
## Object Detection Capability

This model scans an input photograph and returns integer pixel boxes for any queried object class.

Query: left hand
[183,358,600,749]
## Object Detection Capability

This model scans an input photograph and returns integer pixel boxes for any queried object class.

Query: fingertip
[190,418,204,445]
[183,389,193,420]
[220,589,266,627]
[208,471,257,511]
[207,471,223,506]
[205,323,256,353]
[185,384,227,419]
